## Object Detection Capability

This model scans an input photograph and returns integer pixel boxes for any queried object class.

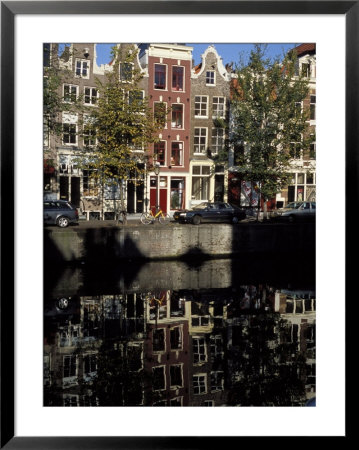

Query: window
[75,59,90,78]
[129,90,144,105]
[211,128,225,154]
[170,326,182,350]
[83,118,96,147]
[170,397,182,406]
[63,123,77,145]
[194,127,207,154]
[310,139,316,159]
[63,84,78,103]
[154,64,166,89]
[120,62,133,81]
[171,142,183,166]
[63,355,77,379]
[170,365,183,388]
[203,400,214,406]
[210,335,223,361]
[83,169,98,197]
[210,371,224,392]
[154,141,166,166]
[152,366,165,391]
[193,337,207,364]
[192,316,209,327]
[206,71,215,85]
[84,354,97,378]
[153,328,165,352]
[194,96,208,117]
[84,87,98,105]
[212,97,225,118]
[154,102,167,128]
[172,66,184,91]
[193,374,207,395]
[310,95,316,120]
[301,63,311,78]
[171,104,183,129]
[192,165,210,201]
[63,395,78,407]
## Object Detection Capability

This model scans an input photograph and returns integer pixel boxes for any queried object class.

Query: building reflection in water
[44,260,315,407]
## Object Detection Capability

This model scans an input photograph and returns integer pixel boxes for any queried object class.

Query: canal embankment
[44,222,315,264]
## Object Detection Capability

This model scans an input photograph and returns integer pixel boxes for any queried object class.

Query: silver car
[44,200,79,228]
[276,201,316,222]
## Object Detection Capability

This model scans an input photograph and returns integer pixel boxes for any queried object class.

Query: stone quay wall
[44,222,315,264]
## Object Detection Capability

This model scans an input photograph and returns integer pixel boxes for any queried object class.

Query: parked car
[274,201,316,222]
[44,200,79,228]
[173,202,246,225]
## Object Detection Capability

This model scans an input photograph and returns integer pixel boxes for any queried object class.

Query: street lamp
[154,162,160,213]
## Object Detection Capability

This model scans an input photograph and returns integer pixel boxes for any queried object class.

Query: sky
[93,43,298,67]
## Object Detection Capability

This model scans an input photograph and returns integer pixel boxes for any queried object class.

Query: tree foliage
[80,45,161,213]
[230,45,314,206]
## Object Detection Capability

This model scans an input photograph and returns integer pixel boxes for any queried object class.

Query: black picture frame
[1,1,352,447]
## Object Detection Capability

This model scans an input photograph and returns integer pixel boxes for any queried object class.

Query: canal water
[44,256,315,407]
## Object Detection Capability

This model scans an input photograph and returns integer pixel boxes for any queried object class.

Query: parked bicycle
[140,207,171,225]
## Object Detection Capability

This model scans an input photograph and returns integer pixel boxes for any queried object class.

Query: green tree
[43,44,83,137]
[230,45,313,218]
[80,45,161,221]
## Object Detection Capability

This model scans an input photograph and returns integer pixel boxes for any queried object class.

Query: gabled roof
[293,43,316,57]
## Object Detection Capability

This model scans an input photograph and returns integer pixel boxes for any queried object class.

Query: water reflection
[44,259,315,407]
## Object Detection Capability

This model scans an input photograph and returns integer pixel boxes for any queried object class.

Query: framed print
[1,1,352,447]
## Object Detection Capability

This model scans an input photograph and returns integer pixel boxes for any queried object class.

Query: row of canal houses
[44,43,316,219]
[44,285,316,406]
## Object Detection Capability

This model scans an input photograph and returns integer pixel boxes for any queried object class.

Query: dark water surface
[44,257,315,407]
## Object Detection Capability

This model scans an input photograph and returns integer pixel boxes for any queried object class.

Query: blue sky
[93,43,298,66]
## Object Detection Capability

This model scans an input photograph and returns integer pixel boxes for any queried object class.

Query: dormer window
[120,62,133,82]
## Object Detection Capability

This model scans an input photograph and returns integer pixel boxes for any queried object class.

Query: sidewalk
[77,214,172,228]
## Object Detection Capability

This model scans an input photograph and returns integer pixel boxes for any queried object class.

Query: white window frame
[83,114,96,147]
[194,96,208,118]
[193,374,207,395]
[194,127,207,154]
[119,61,134,82]
[63,355,78,386]
[193,336,207,364]
[63,84,78,103]
[206,70,216,86]
[191,165,211,202]
[84,86,99,105]
[212,96,225,118]
[171,103,184,129]
[170,325,183,351]
[170,141,184,167]
[211,128,225,155]
[75,58,90,79]
[154,63,167,90]
[172,65,185,92]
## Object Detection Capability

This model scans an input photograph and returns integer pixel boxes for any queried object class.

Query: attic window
[75,59,90,79]
[206,71,215,85]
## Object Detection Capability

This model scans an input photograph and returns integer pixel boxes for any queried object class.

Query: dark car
[44,200,79,228]
[173,202,246,225]
[274,201,316,222]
